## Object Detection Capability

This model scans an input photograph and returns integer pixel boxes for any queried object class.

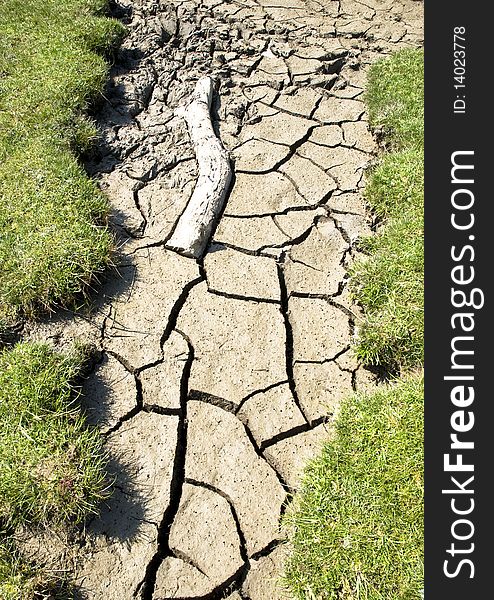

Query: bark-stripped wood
[166,76,232,259]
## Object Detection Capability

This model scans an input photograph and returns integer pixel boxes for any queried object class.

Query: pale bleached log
[166,76,232,258]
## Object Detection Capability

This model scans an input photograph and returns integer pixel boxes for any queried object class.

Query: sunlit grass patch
[284,373,424,600]
[0,0,125,325]
[350,48,424,372]
[0,343,108,529]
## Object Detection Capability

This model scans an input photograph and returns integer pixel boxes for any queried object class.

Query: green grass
[0,542,38,600]
[0,0,125,327]
[0,2,122,594]
[284,374,424,600]
[364,50,423,151]
[350,48,424,372]
[0,539,61,600]
[0,342,108,597]
[0,343,108,528]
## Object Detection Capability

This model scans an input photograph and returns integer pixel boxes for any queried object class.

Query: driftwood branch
[166,76,232,258]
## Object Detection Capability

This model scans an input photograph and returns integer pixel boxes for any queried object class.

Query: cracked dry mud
[23,0,423,598]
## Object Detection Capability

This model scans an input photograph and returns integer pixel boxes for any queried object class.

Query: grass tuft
[0,342,109,596]
[0,343,108,529]
[284,374,424,599]
[365,49,424,151]
[350,48,424,372]
[0,539,56,600]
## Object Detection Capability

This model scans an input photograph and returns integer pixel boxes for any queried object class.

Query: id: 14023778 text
[453,26,467,114]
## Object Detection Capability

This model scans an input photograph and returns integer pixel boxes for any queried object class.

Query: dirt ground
[19,1,423,598]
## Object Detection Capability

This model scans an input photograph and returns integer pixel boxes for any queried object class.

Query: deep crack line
[103,372,143,437]
[289,290,358,321]
[293,344,351,365]
[223,202,324,220]
[257,218,317,254]
[188,389,237,413]
[133,186,148,236]
[206,287,281,305]
[276,254,310,426]
[184,479,249,563]
[260,415,329,452]
[235,380,289,415]
[159,277,204,350]
[249,538,285,562]
[136,332,194,600]
[235,124,320,176]
[161,564,250,600]
[171,549,209,578]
